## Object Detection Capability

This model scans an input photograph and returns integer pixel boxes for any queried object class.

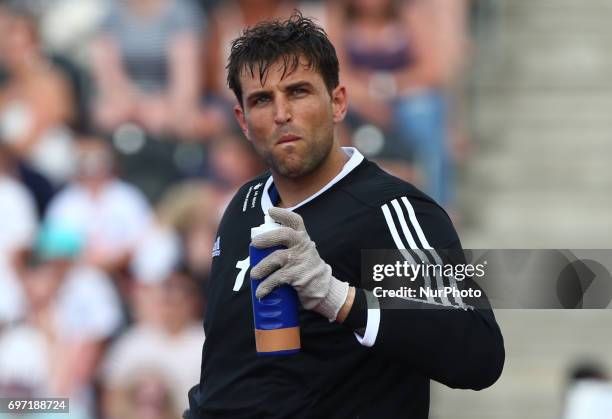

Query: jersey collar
[261,147,364,214]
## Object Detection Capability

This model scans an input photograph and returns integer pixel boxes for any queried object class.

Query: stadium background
[0,0,610,418]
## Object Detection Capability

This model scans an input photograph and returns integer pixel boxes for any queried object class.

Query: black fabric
[188,157,504,418]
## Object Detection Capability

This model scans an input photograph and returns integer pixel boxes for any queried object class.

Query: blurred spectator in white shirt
[100,266,204,418]
[0,223,123,418]
[44,135,153,275]
[0,146,37,328]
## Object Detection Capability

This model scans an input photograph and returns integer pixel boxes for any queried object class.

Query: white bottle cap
[251,213,282,239]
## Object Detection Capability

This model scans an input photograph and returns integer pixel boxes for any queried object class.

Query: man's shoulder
[341,160,458,249]
[342,160,440,212]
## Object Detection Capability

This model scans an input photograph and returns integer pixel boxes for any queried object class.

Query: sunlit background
[0,0,610,418]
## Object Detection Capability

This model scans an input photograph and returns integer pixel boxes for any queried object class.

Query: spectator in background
[113,370,177,419]
[0,253,59,402]
[0,2,78,187]
[207,131,266,205]
[327,0,469,209]
[0,146,37,329]
[155,181,223,281]
[44,135,152,276]
[150,133,265,283]
[0,223,123,418]
[37,0,108,66]
[0,1,10,82]
[563,362,612,419]
[100,265,204,419]
[91,0,226,140]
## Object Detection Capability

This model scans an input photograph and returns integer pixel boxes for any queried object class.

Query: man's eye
[292,88,308,96]
[253,96,271,106]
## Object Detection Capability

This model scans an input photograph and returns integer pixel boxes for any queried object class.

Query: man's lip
[277,134,302,144]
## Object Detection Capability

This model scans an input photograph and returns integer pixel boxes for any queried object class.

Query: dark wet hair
[227,11,340,107]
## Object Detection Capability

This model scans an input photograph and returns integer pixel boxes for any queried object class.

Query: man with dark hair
[186,13,504,418]
[226,12,339,108]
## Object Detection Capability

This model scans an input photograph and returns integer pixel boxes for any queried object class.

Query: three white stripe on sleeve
[355,197,463,347]
[382,197,430,250]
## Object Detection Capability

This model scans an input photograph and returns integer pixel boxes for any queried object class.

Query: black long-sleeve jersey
[187,148,504,419]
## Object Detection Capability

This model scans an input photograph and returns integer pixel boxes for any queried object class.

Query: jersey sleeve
[347,194,505,390]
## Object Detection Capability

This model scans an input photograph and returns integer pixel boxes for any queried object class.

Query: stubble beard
[264,127,334,179]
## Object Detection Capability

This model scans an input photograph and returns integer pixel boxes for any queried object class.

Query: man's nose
[273,97,292,125]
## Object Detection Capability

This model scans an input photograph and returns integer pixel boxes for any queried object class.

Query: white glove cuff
[316,277,350,321]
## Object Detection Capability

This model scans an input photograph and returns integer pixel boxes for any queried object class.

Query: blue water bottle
[250,214,300,355]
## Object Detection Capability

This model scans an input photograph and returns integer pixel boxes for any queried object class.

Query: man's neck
[272,146,349,208]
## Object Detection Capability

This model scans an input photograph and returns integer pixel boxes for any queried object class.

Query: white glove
[251,207,349,321]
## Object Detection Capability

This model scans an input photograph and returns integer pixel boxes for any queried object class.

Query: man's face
[76,138,113,181]
[234,58,347,179]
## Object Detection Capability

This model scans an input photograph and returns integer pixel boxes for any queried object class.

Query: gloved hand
[251,207,349,321]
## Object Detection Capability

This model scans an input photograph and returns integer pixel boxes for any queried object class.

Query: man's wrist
[336,286,356,324]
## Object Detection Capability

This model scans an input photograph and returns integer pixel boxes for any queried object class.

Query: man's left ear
[331,85,348,124]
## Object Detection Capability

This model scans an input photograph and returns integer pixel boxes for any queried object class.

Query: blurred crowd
[0,0,472,417]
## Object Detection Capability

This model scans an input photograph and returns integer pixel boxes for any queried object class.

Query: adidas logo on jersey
[212,236,221,257]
